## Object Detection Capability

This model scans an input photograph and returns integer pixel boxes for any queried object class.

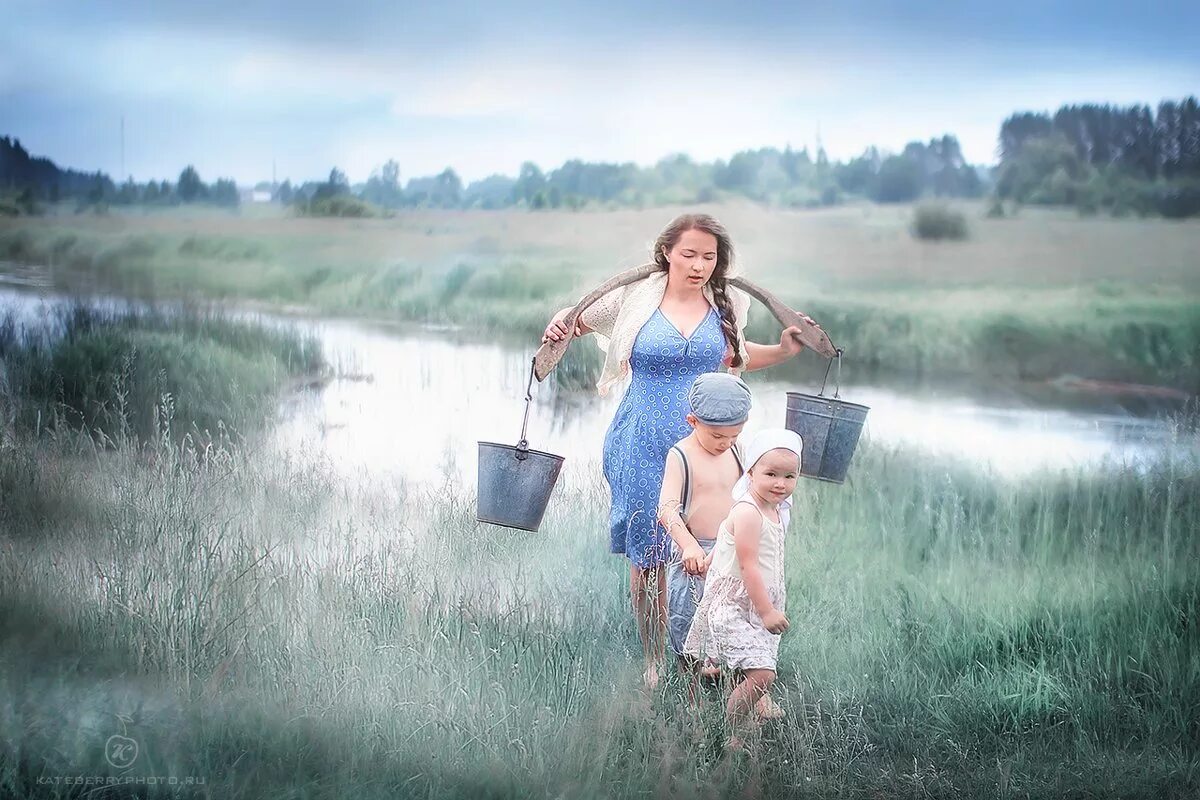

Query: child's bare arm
[731,505,789,633]
[656,453,693,548]
[657,453,707,575]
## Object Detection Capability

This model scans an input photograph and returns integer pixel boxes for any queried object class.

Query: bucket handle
[515,356,536,460]
[818,348,845,399]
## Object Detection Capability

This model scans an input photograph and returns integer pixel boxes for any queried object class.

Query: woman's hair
[652,213,742,368]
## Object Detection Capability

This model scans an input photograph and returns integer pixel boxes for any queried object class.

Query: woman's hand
[779,314,823,357]
[761,608,790,634]
[542,308,574,343]
[746,313,824,371]
[778,326,804,356]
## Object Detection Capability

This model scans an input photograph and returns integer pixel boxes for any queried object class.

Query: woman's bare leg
[630,563,667,688]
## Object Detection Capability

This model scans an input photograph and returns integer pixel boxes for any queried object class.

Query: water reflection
[0,283,1195,487]
[270,316,1197,485]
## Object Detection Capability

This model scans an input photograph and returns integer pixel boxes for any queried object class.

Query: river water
[1,274,1195,489]
[270,316,1196,486]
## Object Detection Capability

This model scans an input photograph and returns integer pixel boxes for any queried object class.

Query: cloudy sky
[2,0,1198,185]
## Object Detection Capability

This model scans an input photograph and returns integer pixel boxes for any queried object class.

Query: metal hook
[834,348,843,399]
[818,348,845,398]
[516,356,536,458]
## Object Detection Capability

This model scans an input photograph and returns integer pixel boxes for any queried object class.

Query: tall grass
[0,427,1196,798]
[0,304,323,443]
[743,286,1200,394]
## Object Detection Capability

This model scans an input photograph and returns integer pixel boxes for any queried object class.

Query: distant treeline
[286,134,984,215]
[996,98,1200,217]
[2,96,1199,217]
[0,137,114,210]
[0,138,239,214]
[0,134,984,217]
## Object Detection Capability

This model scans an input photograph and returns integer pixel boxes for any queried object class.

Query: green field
[1,429,1196,798]
[2,201,1198,392]
[0,203,1198,797]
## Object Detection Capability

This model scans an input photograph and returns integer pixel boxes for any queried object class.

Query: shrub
[912,203,968,241]
[1076,190,1100,216]
[1155,181,1200,219]
[297,195,378,218]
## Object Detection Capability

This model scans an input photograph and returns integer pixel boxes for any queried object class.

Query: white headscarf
[732,429,804,530]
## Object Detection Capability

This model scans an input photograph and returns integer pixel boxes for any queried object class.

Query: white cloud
[9,15,1200,184]
[389,47,835,121]
[227,46,411,100]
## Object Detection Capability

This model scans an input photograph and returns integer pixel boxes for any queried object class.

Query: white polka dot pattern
[602,306,726,568]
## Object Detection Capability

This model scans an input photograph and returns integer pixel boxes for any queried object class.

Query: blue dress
[602,305,727,568]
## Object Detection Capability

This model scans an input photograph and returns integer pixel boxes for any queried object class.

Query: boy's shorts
[666,538,717,656]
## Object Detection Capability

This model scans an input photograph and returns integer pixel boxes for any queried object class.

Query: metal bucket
[785,393,869,483]
[477,442,564,531]
[784,352,869,483]
[476,356,565,531]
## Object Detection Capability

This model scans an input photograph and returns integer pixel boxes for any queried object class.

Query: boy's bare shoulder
[675,436,710,466]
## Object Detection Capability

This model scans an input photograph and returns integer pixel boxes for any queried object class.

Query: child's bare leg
[630,564,667,688]
[678,655,704,709]
[726,669,775,748]
[755,692,786,719]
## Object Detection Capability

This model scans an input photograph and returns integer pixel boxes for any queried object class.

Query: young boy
[657,373,785,719]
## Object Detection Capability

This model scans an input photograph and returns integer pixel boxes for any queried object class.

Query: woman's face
[662,228,719,289]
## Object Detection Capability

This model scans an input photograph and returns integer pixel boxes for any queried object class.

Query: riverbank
[2,202,1198,394]
[0,301,324,444]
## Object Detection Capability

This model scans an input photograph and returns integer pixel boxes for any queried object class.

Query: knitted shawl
[578,270,752,396]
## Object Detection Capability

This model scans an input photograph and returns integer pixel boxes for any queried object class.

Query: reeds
[1,427,1195,797]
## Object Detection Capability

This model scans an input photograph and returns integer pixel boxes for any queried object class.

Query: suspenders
[669,442,745,605]
[669,442,745,522]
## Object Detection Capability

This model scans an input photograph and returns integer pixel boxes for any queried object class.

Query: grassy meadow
[0,202,1198,797]
[1,427,1197,798]
[1,201,1198,392]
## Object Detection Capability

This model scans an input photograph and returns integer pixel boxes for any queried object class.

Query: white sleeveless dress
[682,499,787,671]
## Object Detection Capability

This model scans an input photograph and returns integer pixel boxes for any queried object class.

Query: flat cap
[687,372,752,426]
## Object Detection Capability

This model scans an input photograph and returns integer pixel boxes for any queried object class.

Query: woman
[542,213,816,688]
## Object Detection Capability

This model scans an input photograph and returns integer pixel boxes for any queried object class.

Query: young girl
[682,428,803,747]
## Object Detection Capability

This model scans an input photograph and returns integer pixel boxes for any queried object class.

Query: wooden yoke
[532,266,838,382]
[728,277,837,358]
[532,263,658,381]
